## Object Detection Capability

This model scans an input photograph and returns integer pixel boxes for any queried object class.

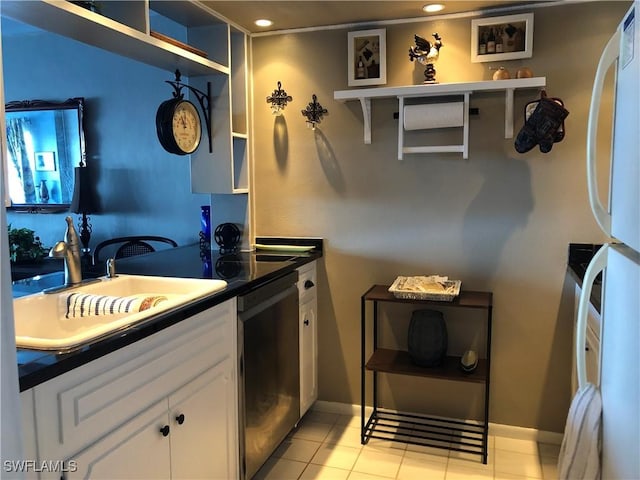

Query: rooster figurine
[409,33,443,83]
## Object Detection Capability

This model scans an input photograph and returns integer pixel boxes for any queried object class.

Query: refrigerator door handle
[586,30,620,236]
[576,244,609,389]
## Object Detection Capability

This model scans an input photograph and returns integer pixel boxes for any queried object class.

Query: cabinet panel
[65,401,170,480]
[190,74,233,193]
[298,261,318,417]
[20,390,38,480]
[231,28,248,134]
[300,296,317,416]
[169,360,237,480]
[572,284,601,393]
[233,135,249,192]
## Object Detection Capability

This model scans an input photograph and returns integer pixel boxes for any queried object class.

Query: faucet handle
[106,258,117,278]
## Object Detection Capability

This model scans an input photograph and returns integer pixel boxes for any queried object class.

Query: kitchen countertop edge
[18,246,322,392]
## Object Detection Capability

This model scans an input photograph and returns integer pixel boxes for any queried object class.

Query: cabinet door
[169,356,237,479]
[65,401,170,480]
[300,295,318,416]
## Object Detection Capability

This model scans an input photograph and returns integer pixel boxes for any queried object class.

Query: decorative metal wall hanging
[156,69,212,154]
[266,81,293,115]
[301,94,328,130]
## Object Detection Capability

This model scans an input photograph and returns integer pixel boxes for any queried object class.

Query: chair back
[93,236,178,265]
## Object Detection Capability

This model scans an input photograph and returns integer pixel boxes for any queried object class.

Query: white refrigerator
[576,2,639,479]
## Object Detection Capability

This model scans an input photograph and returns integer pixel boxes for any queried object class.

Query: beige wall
[251,1,629,432]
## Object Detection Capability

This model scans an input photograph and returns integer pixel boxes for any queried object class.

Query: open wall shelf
[335,77,546,159]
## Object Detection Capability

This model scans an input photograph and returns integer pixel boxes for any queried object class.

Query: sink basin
[14,274,227,351]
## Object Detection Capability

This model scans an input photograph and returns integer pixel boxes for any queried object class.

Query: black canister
[408,309,447,367]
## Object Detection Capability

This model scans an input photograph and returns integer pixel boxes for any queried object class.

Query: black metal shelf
[366,348,487,384]
[364,409,485,457]
[360,284,493,464]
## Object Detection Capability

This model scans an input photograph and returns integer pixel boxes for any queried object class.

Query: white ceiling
[201,1,546,33]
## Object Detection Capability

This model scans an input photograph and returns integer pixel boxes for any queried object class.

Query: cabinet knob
[160,425,170,437]
[175,413,185,425]
[304,280,315,289]
[304,318,310,326]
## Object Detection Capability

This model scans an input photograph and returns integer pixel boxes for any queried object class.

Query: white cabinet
[65,402,171,480]
[169,359,237,479]
[26,298,237,480]
[297,262,318,417]
[67,362,235,480]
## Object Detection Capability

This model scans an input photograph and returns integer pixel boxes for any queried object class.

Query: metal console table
[360,285,493,464]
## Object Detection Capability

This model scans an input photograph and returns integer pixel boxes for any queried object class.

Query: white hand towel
[61,293,168,318]
[558,382,602,480]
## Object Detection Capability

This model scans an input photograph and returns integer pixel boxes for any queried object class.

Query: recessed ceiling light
[255,19,273,27]
[423,4,445,13]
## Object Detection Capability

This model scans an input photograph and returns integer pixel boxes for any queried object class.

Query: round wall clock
[156,98,202,155]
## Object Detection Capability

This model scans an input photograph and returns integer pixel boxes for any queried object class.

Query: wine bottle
[479,30,488,55]
[487,28,496,54]
[356,56,366,79]
[495,27,504,53]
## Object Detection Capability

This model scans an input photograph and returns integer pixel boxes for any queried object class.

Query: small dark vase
[408,309,448,367]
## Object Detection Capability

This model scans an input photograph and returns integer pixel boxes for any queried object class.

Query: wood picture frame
[471,13,534,63]
[348,28,387,87]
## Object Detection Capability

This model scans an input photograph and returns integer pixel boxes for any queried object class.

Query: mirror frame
[5,97,86,213]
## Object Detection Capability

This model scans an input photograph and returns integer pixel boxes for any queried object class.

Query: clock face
[171,101,201,154]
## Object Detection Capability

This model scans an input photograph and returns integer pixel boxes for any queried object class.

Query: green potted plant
[7,224,49,264]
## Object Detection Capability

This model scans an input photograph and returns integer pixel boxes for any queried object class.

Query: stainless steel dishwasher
[237,271,300,480]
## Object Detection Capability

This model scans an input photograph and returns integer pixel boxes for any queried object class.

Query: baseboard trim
[312,400,564,445]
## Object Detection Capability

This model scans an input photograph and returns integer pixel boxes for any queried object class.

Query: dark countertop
[17,238,322,391]
[567,243,603,313]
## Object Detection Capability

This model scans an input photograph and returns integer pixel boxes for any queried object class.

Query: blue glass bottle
[200,206,211,243]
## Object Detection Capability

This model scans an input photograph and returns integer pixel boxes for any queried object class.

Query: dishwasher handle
[237,271,299,316]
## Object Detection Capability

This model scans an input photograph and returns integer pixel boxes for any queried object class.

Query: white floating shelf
[334,77,547,148]
[2,0,230,77]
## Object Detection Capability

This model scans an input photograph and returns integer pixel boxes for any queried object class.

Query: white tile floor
[254,410,560,480]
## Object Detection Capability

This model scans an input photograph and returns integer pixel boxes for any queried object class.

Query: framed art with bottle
[347,28,387,87]
[471,13,534,63]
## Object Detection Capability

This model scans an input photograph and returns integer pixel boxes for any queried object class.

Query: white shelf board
[334,77,546,101]
[334,77,546,144]
[2,0,229,77]
[403,145,465,154]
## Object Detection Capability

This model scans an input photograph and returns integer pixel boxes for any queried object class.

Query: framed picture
[34,151,56,171]
[471,13,534,63]
[347,28,387,87]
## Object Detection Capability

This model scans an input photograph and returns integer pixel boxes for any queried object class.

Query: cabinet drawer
[297,261,317,300]
[34,299,235,461]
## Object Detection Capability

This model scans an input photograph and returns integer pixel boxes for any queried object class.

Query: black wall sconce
[301,94,328,130]
[266,81,293,115]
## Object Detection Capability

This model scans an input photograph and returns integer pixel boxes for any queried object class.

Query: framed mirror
[5,97,86,212]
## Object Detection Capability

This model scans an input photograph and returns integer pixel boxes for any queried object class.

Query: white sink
[14,274,227,351]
